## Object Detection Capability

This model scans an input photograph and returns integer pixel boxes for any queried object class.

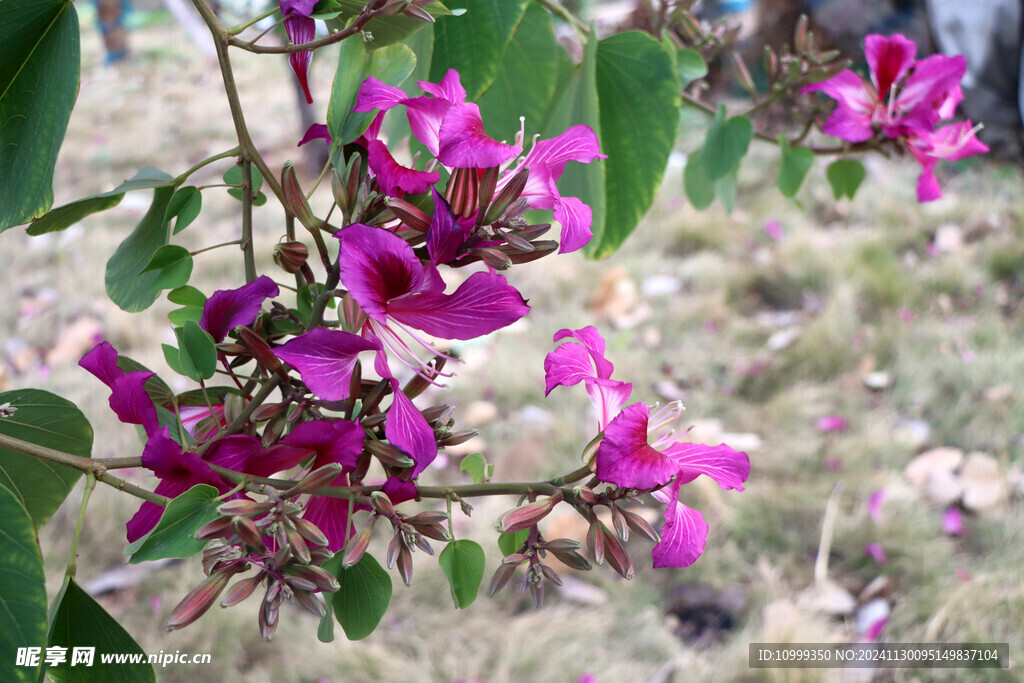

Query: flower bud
[233,517,267,553]
[587,519,605,565]
[196,516,235,541]
[222,392,246,425]
[369,491,395,517]
[540,563,563,586]
[794,14,809,53]
[405,511,449,526]
[293,589,328,618]
[286,525,312,564]
[610,504,628,542]
[272,539,292,569]
[217,499,273,518]
[167,571,233,631]
[733,54,756,97]
[339,293,368,334]
[285,564,340,593]
[471,247,513,270]
[237,326,286,378]
[444,166,479,218]
[600,524,634,580]
[396,542,414,586]
[619,507,660,544]
[250,402,284,423]
[221,573,264,607]
[572,486,599,504]
[439,430,478,447]
[273,240,310,274]
[548,548,592,571]
[283,463,344,499]
[331,166,351,219]
[483,164,529,224]
[342,521,375,568]
[537,538,582,553]
[496,491,563,534]
[499,229,535,253]
[281,162,317,230]
[365,439,416,469]
[402,2,435,22]
[283,573,318,592]
[385,197,432,233]
[475,166,499,224]
[291,515,330,548]
[487,562,517,597]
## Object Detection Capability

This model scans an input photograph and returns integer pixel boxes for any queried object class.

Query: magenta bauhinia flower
[79,341,160,436]
[335,222,529,350]
[803,33,987,202]
[354,70,521,169]
[543,327,749,567]
[280,0,318,104]
[126,428,237,542]
[274,327,380,402]
[179,403,227,441]
[500,125,607,253]
[384,379,438,477]
[200,275,280,343]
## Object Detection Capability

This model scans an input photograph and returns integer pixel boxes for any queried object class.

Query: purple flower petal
[417,69,466,103]
[283,419,364,472]
[200,275,279,343]
[385,382,437,477]
[281,7,316,103]
[651,479,710,568]
[79,341,122,386]
[108,370,160,436]
[437,103,521,169]
[386,271,529,340]
[426,188,469,264]
[520,125,606,183]
[367,139,441,197]
[864,33,916,96]
[802,70,875,143]
[274,328,379,402]
[553,194,594,253]
[382,476,418,504]
[303,484,359,551]
[668,441,750,491]
[596,403,680,490]
[298,123,331,147]
[336,223,433,320]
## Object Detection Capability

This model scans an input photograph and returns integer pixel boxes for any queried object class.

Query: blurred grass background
[2,7,1021,683]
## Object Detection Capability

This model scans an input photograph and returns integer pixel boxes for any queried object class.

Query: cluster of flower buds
[169,491,340,639]
[489,531,590,609]
[341,491,451,587]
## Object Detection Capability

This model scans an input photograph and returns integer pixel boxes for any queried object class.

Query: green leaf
[141,244,193,292]
[776,136,815,198]
[327,34,368,146]
[0,484,47,683]
[716,163,739,214]
[476,1,557,142]
[46,578,155,683]
[699,105,752,181]
[589,31,680,258]
[175,321,217,382]
[683,149,716,210]
[27,168,176,236]
[223,164,263,192]
[105,183,176,312]
[541,35,605,257]
[333,553,392,640]
[168,307,202,327]
[826,158,866,200]
[458,452,489,484]
[0,0,79,232]
[438,540,485,608]
[168,187,202,234]
[0,389,92,529]
[317,551,345,643]
[167,285,207,308]
[430,0,530,100]
[497,529,528,556]
[126,484,219,563]
[326,1,450,50]
[162,344,187,380]
[677,48,708,87]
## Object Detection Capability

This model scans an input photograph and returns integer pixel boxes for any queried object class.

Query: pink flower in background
[804,33,988,202]
[868,489,885,523]
[763,219,784,241]
[942,506,964,535]
[816,414,849,432]
[863,542,887,564]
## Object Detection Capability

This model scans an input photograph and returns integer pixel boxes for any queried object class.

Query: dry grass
[4,9,1023,683]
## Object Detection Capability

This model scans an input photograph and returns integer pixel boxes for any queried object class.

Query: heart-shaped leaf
[141,244,193,292]
[776,136,815,198]
[826,158,866,200]
[332,553,392,640]
[0,389,92,529]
